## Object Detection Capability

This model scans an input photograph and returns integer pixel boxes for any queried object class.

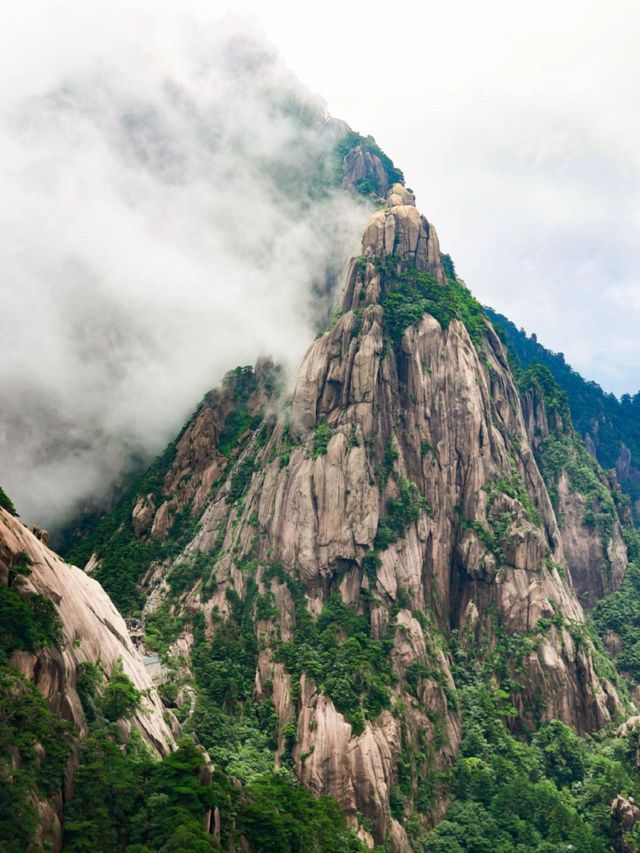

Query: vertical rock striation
[79,185,622,849]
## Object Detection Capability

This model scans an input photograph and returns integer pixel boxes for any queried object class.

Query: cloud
[0,10,370,527]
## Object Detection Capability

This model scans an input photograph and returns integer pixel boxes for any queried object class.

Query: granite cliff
[63,184,637,850]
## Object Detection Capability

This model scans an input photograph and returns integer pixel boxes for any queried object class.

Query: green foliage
[275,584,395,732]
[218,406,253,457]
[0,485,17,516]
[0,668,72,850]
[485,456,542,527]
[144,604,187,659]
[487,307,640,518]
[167,550,210,597]
[227,457,257,504]
[441,253,456,279]
[537,432,618,544]
[65,431,187,613]
[76,661,103,722]
[63,736,216,852]
[64,365,264,614]
[424,679,638,852]
[0,555,61,663]
[374,479,431,551]
[98,659,142,723]
[518,363,572,426]
[593,562,640,679]
[0,559,70,850]
[312,420,333,458]
[333,130,404,196]
[218,366,261,458]
[188,584,276,780]
[210,768,366,852]
[377,259,488,354]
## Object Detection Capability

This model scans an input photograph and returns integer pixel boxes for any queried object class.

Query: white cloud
[0,10,369,526]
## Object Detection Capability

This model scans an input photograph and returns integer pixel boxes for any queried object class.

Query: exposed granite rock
[132,493,155,538]
[0,508,174,751]
[1,506,176,849]
[611,795,640,852]
[343,144,390,196]
[557,470,627,607]
[522,382,628,609]
[109,186,620,849]
[361,183,445,283]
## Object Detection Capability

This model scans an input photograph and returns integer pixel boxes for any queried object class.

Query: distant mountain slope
[486,308,640,520]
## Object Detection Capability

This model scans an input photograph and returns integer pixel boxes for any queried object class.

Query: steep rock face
[359,185,445,283]
[522,378,629,609]
[343,144,391,197]
[84,186,620,849]
[557,471,628,607]
[0,508,174,750]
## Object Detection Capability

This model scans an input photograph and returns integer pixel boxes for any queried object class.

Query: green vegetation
[209,769,367,852]
[0,551,69,851]
[420,613,640,852]
[0,669,72,851]
[538,432,618,544]
[218,366,261,457]
[514,362,621,550]
[333,130,404,196]
[374,478,431,550]
[267,564,395,734]
[312,419,333,458]
[487,307,640,519]
[424,681,638,852]
[485,455,542,527]
[227,457,257,503]
[99,659,142,722]
[377,259,487,353]
[0,485,17,516]
[65,365,265,614]
[65,432,192,614]
[593,559,640,680]
[144,603,188,659]
[64,736,218,852]
[0,553,61,663]
[518,363,572,426]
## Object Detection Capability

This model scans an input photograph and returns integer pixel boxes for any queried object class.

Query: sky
[256,0,640,397]
[0,0,639,525]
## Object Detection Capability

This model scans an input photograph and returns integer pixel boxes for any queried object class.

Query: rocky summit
[3,156,640,851]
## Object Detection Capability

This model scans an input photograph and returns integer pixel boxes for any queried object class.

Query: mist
[0,13,370,527]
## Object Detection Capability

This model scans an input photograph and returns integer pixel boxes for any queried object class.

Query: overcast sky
[1,0,639,524]
[259,0,640,397]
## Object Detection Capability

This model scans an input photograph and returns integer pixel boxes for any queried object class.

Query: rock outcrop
[1,508,173,751]
[522,373,629,608]
[99,185,620,849]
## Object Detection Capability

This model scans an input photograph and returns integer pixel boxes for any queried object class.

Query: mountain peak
[386,182,416,207]
[360,185,445,284]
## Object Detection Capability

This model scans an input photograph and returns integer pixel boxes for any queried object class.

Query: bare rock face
[113,186,619,849]
[522,382,629,609]
[557,470,628,607]
[0,507,174,751]
[132,493,155,538]
[361,183,445,283]
[611,795,640,852]
[343,144,390,196]
[1,507,176,849]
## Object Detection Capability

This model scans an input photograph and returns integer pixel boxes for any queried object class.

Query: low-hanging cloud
[0,12,371,528]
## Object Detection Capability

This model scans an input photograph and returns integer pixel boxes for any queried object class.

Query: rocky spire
[361,183,445,283]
